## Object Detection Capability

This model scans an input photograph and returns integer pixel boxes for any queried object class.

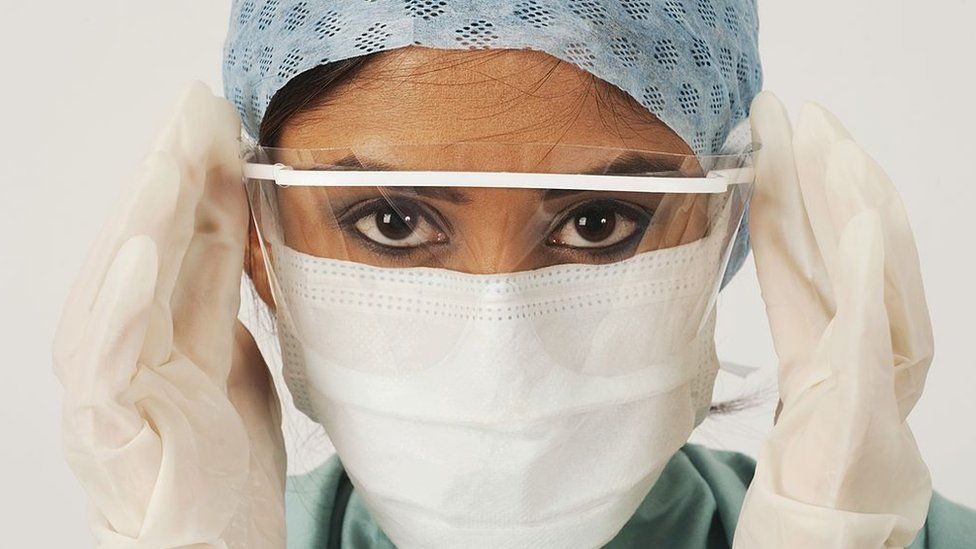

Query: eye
[351,200,448,249]
[547,200,649,249]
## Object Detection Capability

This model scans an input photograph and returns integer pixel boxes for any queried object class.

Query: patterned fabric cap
[222,0,762,280]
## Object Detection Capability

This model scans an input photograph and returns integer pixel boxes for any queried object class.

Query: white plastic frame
[243,163,754,194]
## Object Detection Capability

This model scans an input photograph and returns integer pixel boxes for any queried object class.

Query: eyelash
[336,197,653,255]
[549,199,653,255]
[336,198,448,255]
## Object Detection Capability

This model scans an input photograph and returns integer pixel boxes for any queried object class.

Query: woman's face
[252,48,706,300]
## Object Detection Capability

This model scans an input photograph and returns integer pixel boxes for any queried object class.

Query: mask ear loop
[240,142,283,310]
[243,177,321,421]
[244,177,288,322]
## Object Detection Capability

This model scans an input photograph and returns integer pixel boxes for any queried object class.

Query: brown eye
[571,205,617,242]
[548,200,649,250]
[353,200,447,249]
[374,204,418,241]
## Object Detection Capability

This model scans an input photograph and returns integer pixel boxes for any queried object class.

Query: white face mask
[273,218,725,548]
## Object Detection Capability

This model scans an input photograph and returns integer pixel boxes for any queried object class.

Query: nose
[448,216,548,274]
[439,190,548,274]
[447,238,537,274]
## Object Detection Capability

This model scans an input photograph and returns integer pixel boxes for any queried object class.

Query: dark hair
[246,56,378,303]
[259,56,376,147]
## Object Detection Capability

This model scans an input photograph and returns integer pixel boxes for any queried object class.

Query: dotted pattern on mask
[272,203,726,316]
[279,271,711,321]
[278,315,314,416]
[277,233,720,295]
[690,316,720,425]
[276,244,723,423]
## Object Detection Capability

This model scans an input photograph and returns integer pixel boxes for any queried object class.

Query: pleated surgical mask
[275,237,722,547]
[244,142,752,547]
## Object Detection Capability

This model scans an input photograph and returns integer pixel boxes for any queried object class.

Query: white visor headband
[243,163,754,194]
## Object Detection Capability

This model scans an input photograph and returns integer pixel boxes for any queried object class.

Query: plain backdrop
[2,1,973,546]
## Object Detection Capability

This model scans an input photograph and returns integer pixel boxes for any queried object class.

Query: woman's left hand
[733,91,934,548]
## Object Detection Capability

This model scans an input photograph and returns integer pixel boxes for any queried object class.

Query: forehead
[278,47,693,155]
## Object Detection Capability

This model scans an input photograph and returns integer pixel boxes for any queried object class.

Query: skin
[248,48,709,306]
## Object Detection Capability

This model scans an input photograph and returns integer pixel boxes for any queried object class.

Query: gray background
[1,1,973,545]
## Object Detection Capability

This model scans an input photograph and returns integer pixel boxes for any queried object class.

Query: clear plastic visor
[243,142,753,275]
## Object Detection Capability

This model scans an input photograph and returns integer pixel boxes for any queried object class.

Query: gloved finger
[150,82,240,165]
[60,235,159,447]
[170,98,246,384]
[227,323,285,481]
[53,153,180,362]
[748,92,832,397]
[223,322,287,547]
[793,102,853,287]
[141,84,238,367]
[827,209,897,412]
[824,141,933,418]
[116,359,251,546]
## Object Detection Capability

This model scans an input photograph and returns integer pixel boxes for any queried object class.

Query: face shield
[244,141,751,268]
[243,141,754,548]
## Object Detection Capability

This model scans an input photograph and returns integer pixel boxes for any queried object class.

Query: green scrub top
[285,444,976,548]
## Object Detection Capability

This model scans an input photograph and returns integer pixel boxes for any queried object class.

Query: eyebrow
[326,155,472,203]
[544,153,689,199]
[324,151,689,203]
[588,152,688,176]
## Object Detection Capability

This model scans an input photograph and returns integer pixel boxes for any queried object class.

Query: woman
[53,0,975,547]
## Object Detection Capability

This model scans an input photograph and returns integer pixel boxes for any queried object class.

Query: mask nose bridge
[474,275,522,306]
[450,274,543,383]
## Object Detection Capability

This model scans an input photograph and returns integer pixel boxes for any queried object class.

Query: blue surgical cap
[223,0,762,281]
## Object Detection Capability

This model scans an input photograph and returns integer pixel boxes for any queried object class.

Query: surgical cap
[222,0,763,281]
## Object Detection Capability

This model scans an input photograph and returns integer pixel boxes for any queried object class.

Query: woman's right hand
[52,83,286,548]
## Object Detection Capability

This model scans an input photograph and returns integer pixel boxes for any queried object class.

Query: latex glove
[52,83,286,548]
[733,92,933,548]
